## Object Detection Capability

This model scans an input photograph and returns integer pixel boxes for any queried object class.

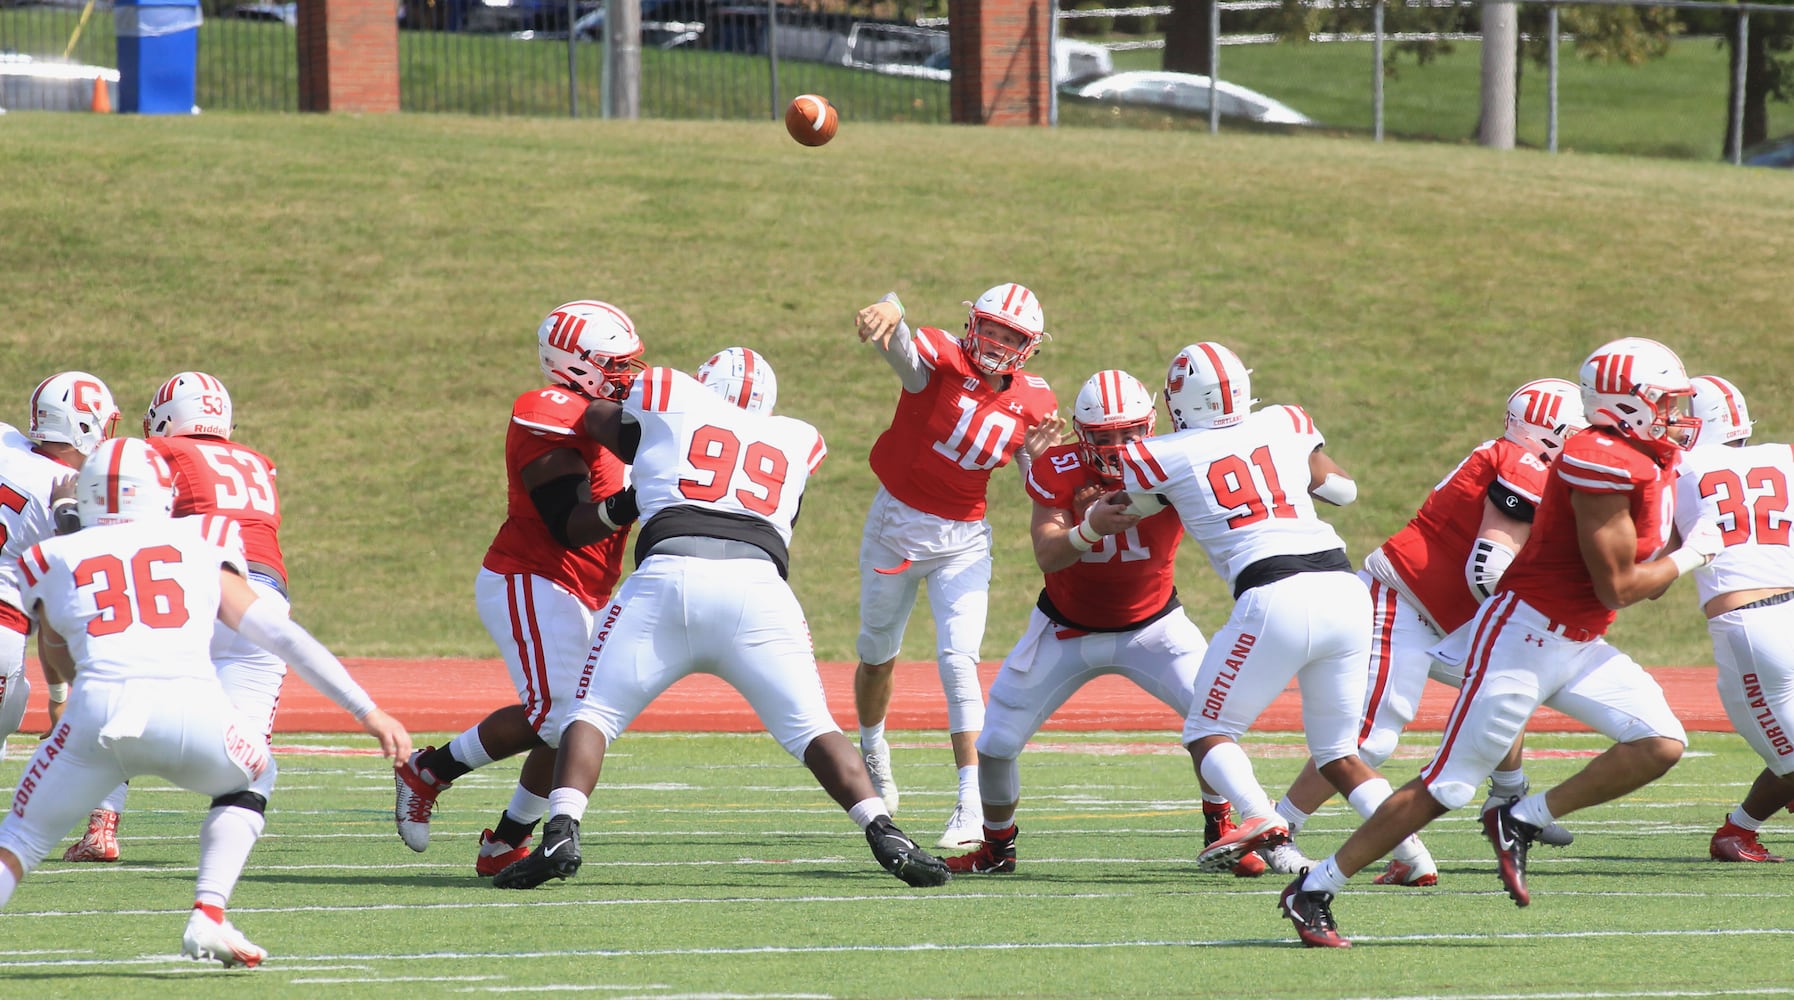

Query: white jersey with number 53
[1120,404,1345,589]
[624,367,827,545]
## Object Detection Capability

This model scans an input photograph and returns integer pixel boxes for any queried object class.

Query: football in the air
[785,94,838,147]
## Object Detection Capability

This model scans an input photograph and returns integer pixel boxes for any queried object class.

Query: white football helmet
[77,437,177,527]
[1578,337,1697,461]
[1074,369,1156,483]
[27,371,120,458]
[1164,342,1255,431]
[537,300,646,401]
[1504,377,1587,462]
[962,283,1046,376]
[1689,375,1753,448]
[696,347,778,415]
[143,371,233,439]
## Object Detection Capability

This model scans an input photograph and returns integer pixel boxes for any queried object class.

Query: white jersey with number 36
[624,367,827,545]
[1120,404,1345,589]
[18,515,247,684]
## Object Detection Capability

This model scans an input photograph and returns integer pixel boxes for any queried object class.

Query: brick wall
[947,0,1051,125]
[297,0,400,113]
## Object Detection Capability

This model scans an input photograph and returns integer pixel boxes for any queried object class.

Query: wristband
[1067,516,1102,552]
[882,292,904,319]
[47,682,69,704]
[1670,547,1709,578]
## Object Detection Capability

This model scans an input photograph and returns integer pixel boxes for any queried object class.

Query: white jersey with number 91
[1120,404,1345,589]
[624,367,827,545]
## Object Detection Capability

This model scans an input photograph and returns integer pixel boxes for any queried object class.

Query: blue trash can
[116,0,203,114]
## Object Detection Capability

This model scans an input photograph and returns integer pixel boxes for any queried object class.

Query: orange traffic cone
[91,76,111,114]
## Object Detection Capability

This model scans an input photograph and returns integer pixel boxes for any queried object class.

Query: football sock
[547,788,589,823]
[505,786,550,825]
[1489,768,1528,800]
[1510,792,1555,830]
[195,805,265,909]
[99,782,128,815]
[1391,835,1428,865]
[418,744,472,784]
[1201,791,1228,806]
[860,722,886,749]
[1275,797,1312,836]
[1198,741,1273,819]
[494,811,540,847]
[847,798,886,830]
[0,863,17,906]
[956,765,979,804]
[1304,856,1348,895]
[1345,778,1393,820]
[1728,807,1764,832]
[448,728,496,772]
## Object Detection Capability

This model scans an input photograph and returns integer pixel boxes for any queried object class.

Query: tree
[1162,0,1216,75]
[1718,3,1794,152]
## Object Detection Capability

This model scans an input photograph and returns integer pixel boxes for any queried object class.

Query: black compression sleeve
[529,473,588,547]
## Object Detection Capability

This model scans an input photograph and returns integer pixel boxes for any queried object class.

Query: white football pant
[1710,601,1794,776]
[475,569,599,749]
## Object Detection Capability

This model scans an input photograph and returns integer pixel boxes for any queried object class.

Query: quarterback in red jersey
[850,285,1061,848]
[1270,377,1587,884]
[945,370,1226,874]
[1282,338,1719,949]
[393,301,646,877]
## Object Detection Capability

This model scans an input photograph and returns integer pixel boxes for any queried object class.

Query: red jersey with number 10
[148,436,286,581]
[868,326,1057,522]
[482,386,631,610]
[1026,443,1183,629]
[1498,427,1677,636]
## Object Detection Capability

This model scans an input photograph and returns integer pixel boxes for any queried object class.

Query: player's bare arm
[30,608,75,697]
[1030,492,1140,574]
[1307,448,1358,506]
[1573,490,1684,609]
[519,449,635,548]
[580,399,627,456]
[216,569,413,763]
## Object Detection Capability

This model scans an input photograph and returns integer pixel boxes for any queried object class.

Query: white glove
[1671,518,1726,576]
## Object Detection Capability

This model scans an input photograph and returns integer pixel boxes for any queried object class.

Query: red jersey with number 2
[868,326,1057,522]
[148,436,286,581]
[483,386,631,610]
[1026,443,1183,629]
[1498,427,1676,636]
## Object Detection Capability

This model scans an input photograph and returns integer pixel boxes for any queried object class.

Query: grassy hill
[4,112,1790,664]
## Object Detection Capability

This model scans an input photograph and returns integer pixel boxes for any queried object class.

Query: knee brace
[0,672,28,738]
[938,653,985,735]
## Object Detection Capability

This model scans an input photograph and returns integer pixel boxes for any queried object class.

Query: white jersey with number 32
[624,367,827,545]
[17,515,248,684]
[1674,442,1794,607]
[1120,404,1345,589]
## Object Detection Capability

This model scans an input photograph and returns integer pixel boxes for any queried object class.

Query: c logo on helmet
[73,381,105,415]
[1167,356,1190,393]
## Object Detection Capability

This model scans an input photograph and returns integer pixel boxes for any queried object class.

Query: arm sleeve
[1465,537,1517,602]
[235,600,377,720]
[875,321,931,393]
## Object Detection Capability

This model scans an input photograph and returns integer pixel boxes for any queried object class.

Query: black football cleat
[492,814,582,889]
[1279,876,1350,948]
[1484,801,1540,907]
[866,817,952,887]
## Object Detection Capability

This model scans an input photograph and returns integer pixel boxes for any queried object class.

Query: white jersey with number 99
[624,367,827,545]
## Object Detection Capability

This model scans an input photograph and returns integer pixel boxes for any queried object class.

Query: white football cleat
[861,740,899,816]
[182,909,267,969]
[937,800,984,849]
[1260,840,1315,876]
[393,749,450,852]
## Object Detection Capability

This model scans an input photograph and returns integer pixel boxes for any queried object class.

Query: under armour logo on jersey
[963,377,981,391]
[1006,401,1025,414]
[1523,633,1545,647]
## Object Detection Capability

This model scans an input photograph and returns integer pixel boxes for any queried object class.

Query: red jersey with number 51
[483,386,631,610]
[1026,443,1184,629]
[869,326,1057,522]
[1498,427,1676,636]
[148,436,286,582]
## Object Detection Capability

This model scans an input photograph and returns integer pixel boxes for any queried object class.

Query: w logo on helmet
[1522,388,1561,426]
[545,311,588,353]
[1592,352,1636,394]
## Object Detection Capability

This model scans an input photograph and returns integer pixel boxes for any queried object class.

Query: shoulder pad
[512,387,589,437]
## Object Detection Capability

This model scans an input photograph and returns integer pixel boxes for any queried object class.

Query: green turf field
[4,113,1791,666]
[1,729,1788,995]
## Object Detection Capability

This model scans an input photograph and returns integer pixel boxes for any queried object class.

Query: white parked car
[1071,70,1313,126]
[851,32,1112,88]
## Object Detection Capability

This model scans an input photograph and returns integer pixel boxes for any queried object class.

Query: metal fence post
[1547,4,1559,152]
[1729,8,1748,164]
[1373,0,1384,142]
[567,0,579,118]
[1207,0,1219,134]
[768,0,781,119]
